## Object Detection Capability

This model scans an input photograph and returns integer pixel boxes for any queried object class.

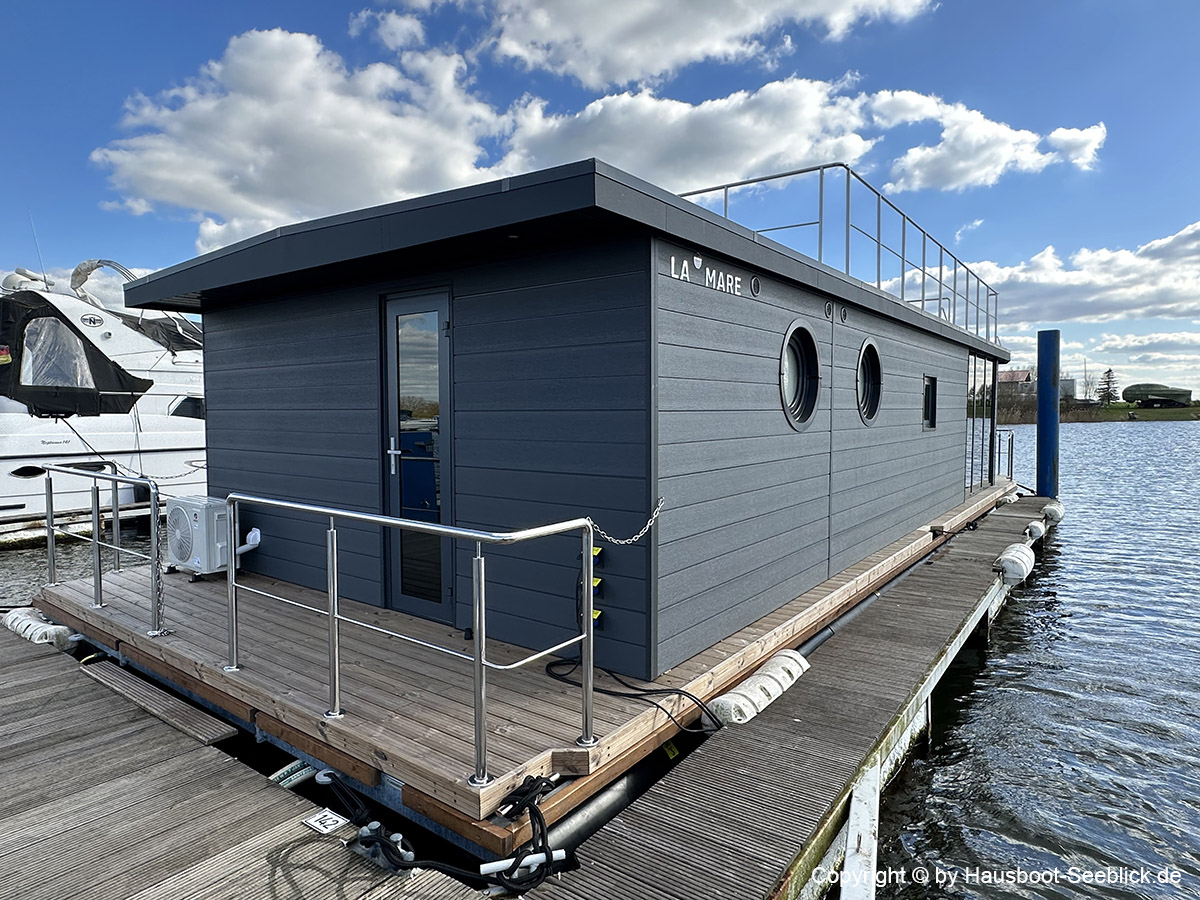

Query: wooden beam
[255,711,382,787]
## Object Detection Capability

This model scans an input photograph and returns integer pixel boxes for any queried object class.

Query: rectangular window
[923,376,938,428]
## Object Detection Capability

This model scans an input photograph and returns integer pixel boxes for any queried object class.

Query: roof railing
[681,162,1000,345]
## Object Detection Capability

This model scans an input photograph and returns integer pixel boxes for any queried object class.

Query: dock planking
[0,630,478,900]
[32,482,1016,850]
[537,495,1052,900]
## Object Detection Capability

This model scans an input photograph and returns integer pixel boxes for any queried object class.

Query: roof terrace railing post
[577,523,598,748]
[875,192,882,289]
[223,498,242,672]
[149,483,163,635]
[723,186,729,218]
[45,476,56,586]
[900,218,907,301]
[325,517,344,719]
[844,167,851,276]
[469,542,492,786]
[90,485,104,608]
[818,168,825,263]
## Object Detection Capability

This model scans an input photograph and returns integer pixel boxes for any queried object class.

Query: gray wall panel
[653,239,834,672]
[450,237,653,677]
[203,288,384,605]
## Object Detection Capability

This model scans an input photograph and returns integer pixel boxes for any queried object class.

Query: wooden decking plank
[81,660,238,745]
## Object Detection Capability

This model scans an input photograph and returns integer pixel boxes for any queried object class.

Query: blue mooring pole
[1036,330,1060,499]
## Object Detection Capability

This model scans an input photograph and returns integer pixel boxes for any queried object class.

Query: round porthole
[857,340,882,423]
[781,322,819,428]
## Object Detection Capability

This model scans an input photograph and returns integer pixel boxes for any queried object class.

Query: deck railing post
[577,524,598,748]
[148,484,162,634]
[469,542,491,785]
[45,476,56,585]
[111,480,121,571]
[325,518,343,719]
[90,485,104,608]
[224,498,241,672]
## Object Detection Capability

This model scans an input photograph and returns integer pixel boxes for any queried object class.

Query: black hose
[545,658,722,734]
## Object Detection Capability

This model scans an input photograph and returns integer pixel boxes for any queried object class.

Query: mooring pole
[1036,329,1060,499]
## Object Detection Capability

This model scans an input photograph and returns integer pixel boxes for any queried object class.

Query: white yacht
[1,261,205,526]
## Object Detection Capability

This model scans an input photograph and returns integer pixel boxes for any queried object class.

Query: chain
[151,507,172,635]
[591,498,665,545]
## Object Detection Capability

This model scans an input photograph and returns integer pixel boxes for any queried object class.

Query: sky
[2,0,1198,396]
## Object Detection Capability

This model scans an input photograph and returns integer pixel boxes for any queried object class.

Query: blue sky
[3,0,1199,394]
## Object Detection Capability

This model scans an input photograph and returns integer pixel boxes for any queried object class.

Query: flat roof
[126,158,1008,361]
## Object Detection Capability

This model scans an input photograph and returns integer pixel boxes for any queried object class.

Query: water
[878,420,1200,898]
[1,530,153,605]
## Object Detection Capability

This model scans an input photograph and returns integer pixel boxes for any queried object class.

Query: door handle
[387,438,403,475]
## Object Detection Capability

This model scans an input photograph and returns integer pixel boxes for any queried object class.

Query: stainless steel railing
[681,162,1001,344]
[223,492,598,787]
[42,463,165,635]
[996,428,1016,480]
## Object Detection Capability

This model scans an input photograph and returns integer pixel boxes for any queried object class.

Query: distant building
[997,369,1075,402]
[997,369,1034,400]
[1122,383,1193,408]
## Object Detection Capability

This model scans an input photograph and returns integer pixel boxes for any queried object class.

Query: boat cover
[0,291,153,417]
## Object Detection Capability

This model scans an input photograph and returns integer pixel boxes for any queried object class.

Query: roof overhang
[126,159,1009,362]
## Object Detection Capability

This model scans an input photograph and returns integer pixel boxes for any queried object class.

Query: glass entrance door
[384,293,452,622]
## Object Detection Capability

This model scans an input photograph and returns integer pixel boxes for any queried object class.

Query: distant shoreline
[996,405,1200,425]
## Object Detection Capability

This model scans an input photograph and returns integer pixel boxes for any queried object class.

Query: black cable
[545,658,722,735]
[351,776,563,893]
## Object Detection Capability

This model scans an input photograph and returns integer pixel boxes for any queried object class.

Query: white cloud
[477,0,933,89]
[91,29,505,253]
[1046,123,1106,170]
[499,79,875,192]
[1094,332,1200,354]
[89,22,1109,256]
[972,220,1200,326]
[872,91,1102,192]
[350,9,426,49]
[955,218,983,244]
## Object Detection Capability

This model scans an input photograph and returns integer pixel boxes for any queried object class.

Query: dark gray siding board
[652,239,834,672]
[203,286,384,606]
[826,306,968,574]
[657,540,829,668]
[453,342,646,384]
[450,238,653,678]
[454,375,646,411]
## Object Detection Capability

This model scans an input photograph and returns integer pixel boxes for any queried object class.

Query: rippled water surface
[879,421,1200,898]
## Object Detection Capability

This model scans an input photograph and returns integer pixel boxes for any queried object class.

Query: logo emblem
[80,313,104,327]
[692,255,703,270]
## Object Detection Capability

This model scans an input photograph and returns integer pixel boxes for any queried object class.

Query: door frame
[382,290,454,622]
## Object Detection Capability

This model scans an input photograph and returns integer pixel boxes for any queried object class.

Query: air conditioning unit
[166,496,229,576]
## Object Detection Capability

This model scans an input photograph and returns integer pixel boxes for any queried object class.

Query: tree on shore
[1098,368,1119,405]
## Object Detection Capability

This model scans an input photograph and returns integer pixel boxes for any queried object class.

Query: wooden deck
[0,629,477,900]
[34,482,1014,854]
[537,494,1050,899]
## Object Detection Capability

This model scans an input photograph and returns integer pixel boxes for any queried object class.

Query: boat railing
[224,492,598,787]
[680,162,1000,344]
[41,463,166,635]
[996,428,1016,480]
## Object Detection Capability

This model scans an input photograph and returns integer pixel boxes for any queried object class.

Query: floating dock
[0,628,476,900]
[21,483,1044,894]
[539,494,1051,899]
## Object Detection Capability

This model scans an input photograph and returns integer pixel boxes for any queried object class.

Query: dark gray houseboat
[126,159,1008,681]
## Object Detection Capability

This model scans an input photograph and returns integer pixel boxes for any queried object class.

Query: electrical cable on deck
[545,658,722,735]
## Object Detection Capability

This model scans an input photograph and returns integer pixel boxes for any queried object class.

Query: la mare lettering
[669,256,743,295]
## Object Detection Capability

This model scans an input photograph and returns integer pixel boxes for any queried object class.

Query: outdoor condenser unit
[165,496,229,576]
